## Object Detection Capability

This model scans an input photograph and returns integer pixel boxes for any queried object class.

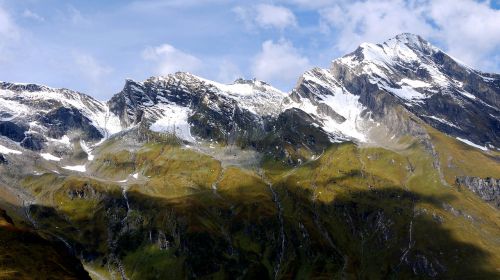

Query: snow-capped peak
[0,81,122,140]
[141,72,286,116]
[332,33,457,105]
[337,33,439,70]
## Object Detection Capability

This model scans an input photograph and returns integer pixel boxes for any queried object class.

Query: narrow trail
[396,218,415,271]
[23,200,37,228]
[211,167,225,195]
[310,152,348,276]
[121,186,130,216]
[259,170,285,280]
[427,141,449,187]
[103,182,132,280]
[357,150,366,179]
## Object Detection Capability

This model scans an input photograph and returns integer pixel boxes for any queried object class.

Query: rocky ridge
[0,33,498,279]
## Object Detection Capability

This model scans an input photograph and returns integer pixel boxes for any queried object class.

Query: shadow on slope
[0,208,91,280]
[11,181,499,280]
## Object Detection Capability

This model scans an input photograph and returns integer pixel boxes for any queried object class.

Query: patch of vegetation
[427,126,500,184]
[14,137,500,279]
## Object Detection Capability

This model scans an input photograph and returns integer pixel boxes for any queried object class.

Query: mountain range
[0,33,499,279]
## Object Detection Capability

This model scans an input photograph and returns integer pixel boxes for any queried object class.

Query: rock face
[0,121,27,142]
[0,82,122,151]
[456,176,500,208]
[39,107,104,140]
[329,33,499,147]
[1,33,498,158]
[0,33,499,279]
[108,74,284,143]
[107,73,333,160]
[0,154,6,164]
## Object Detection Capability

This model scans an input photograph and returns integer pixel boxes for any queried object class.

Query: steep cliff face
[330,33,499,148]
[108,74,280,144]
[1,34,498,161]
[0,82,122,153]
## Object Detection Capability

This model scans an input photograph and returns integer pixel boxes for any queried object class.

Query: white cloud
[319,0,500,72]
[232,6,254,30]
[255,4,297,30]
[22,9,45,22]
[73,52,113,93]
[320,0,433,54]
[142,44,203,75]
[0,5,19,40]
[252,40,310,86]
[0,4,20,62]
[427,0,500,71]
[233,4,297,31]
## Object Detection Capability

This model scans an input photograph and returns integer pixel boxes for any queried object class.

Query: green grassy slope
[12,131,500,279]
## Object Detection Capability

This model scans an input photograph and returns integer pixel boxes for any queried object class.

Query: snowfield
[0,144,22,155]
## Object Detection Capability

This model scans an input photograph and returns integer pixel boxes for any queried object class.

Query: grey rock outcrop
[456,176,500,208]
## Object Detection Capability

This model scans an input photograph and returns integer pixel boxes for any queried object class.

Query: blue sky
[0,0,499,99]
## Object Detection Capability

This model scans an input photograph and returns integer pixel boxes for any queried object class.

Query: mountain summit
[0,34,499,279]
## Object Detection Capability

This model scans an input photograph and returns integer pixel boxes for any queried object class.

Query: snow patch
[40,153,61,161]
[0,144,22,155]
[287,69,367,142]
[49,135,71,146]
[457,90,476,100]
[62,164,87,172]
[321,92,366,141]
[383,85,426,102]
[150,103,195,142]
[80,140,94,161]
[399,78,431,88]
[421,115,460,129]
[456,137,488,151]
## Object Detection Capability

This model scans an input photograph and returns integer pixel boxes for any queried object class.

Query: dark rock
[67,183,101,200]
[38,107,103,141]
[20,133,46,151]
[269,108,332,154]
[0,121,27,142]
[456,176,500,208]
[0,154,7,164]
[406,252,445,278]
[329,34,500,147]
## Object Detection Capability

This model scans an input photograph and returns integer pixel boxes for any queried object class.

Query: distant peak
[392,33,423,43]
[233,78,270,87]
[334,33,441,68]
[354,33,435,54]
[385,33,436,52]
[0,81,85,96]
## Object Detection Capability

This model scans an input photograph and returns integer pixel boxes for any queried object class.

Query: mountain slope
[0,208,91,279]
[0,82,122,152]
[0,33,498,279]
[331,33,499,148]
